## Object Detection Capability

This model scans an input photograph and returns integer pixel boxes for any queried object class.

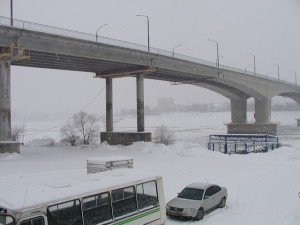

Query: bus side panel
[112,209,161,225]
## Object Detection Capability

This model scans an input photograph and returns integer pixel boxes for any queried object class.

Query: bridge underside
[7,48,280,145]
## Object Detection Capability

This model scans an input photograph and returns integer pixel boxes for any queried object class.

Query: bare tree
[153,124,175,145]
[60,121,80,146]
[60,111,99,146]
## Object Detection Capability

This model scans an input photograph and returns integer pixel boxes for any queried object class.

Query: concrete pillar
[136,74,145,132]
[230,98,247,123]
[254,98,271,123]
[106,77,113,132]
[0,60,12,141]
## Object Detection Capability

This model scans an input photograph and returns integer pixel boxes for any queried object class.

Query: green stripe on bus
[112,207,160,225]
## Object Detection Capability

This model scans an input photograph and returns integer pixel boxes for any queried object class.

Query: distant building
[207,103,225,112]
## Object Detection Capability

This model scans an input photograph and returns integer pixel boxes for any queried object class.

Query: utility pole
[10,0,13,26]
[247,53,256,75]
[208,39,219,68]
[137,15,150,52]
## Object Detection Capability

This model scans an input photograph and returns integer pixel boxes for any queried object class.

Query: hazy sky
[0,0,299,117]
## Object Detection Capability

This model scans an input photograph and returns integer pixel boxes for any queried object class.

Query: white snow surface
[2,111,300,224]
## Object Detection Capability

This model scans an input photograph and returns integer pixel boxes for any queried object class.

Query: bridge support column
[98,67,153,145]
[0,61,12,141]
[136,74,144,132]
[0,60,20,153]
[106,77,113,132]
[227,97,276,135]
[230,98,247,123]
[254,98,271,123]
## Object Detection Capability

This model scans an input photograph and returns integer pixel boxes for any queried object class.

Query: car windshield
[0,214,14,225]
[178,187,204,200]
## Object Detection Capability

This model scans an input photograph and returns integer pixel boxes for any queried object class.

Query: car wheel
[219,197,226,208]
[194,208,204,221]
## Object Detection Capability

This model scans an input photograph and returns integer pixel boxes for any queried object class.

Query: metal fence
[0,16,297,87]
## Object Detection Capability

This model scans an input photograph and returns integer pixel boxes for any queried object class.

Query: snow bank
[3,111,300,225]
[0,152,23,160]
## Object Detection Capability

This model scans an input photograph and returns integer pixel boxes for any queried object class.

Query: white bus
[0,168,166,225]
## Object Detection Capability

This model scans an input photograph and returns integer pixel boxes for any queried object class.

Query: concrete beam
[95,66,155,79]
[254,98,271,123]
[136,74,144,132]
[231,98,247,123]
[106,78,113,132]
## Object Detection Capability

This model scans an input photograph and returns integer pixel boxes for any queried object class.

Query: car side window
[205,187,213,197]
[210,185,221,195]
[213,186,221,194]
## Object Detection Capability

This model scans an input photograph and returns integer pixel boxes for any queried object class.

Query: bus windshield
[0,214,14,225]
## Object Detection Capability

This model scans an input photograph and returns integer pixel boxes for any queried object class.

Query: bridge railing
[0,16,297,87]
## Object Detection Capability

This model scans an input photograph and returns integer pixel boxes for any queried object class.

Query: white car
[166,182,227,220]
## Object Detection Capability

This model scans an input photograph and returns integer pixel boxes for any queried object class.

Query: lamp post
[245,64,252,74]
[172,44,182,57]
[10,0,13,26]
[290,70,297,85]
[247,53,256,75]
[272,63,280,80]
[136,15,150,52]
[96,24,107,41]
[208,39,219,68]
[218,55,224,67]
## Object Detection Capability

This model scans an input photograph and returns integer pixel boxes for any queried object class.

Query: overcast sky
[0,0,300,118]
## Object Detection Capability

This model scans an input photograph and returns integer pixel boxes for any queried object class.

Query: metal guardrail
[0,16,297,87]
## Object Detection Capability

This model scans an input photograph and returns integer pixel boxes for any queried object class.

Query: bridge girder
[1,24,300,106]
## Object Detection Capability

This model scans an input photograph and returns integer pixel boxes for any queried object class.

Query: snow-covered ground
[2,111,300,224]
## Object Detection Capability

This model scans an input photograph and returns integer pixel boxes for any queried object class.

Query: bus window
[82,192,112,225]
[19,217,45,225]
[0,215,14,225]
[137,181,159,210]
[112,186,137,218]
[47,200,82,225]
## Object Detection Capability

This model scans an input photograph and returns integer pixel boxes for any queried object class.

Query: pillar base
[0,141,20,154]
[100,132,151,145]
[227,123,277,135]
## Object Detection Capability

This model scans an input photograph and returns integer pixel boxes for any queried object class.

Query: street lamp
[136,15,150,52]
[172,44,182,57]
[272,63,280,80]
[96,24,107,41]
[218,55,224,67]
[208,39,219,68]
[245,64,252,74]
[290,70,297,85]
[247,53,256,75]
[10,0,13,26]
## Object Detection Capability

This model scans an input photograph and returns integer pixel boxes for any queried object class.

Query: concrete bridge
[0,16,300,149]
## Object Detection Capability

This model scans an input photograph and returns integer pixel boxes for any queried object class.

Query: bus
[0,167,166,225]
